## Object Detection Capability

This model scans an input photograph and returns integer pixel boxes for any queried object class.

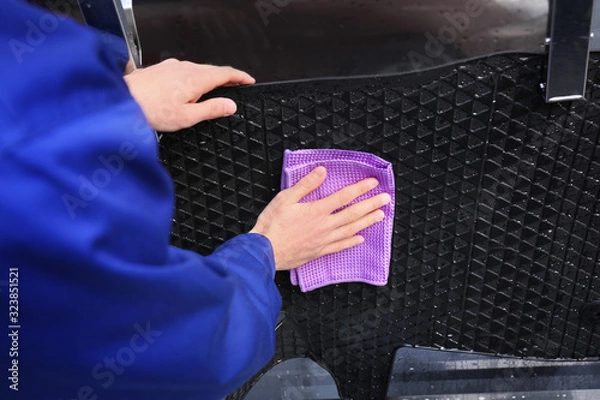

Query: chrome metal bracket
[592,0,600,51]
[545,0,594,102]
[77,0,142,68]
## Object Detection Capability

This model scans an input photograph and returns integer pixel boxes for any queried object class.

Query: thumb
[182,97,237,124]
[286,166,327,203]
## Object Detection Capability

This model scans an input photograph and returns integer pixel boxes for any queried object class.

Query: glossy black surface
[160,53,600,399]
[387,347,600,398]
[134,0,548,82]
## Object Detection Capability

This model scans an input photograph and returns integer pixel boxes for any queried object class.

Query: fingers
[314,189,391,258]
[317,207,386,258]
[331,209,385,242]
[332,192,391,228]
[318,177,379,213]
[285,167,327,203]
[320,235,365,257]
[213,66,256,86]
[190,63,256,91]
[182,65,254,123]
[180,97,237,125]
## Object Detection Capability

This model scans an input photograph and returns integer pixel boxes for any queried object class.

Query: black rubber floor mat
[159,53,600,400]
[387,346,600,399]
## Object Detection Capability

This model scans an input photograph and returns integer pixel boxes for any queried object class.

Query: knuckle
[315,242,329,258]
[178,111,195,128]
[342,207,358,225]
[365,197,381,212]
[300,174,315,186]
[335,190,352,207]
[272,192,290,208]
[341,224,357,238]
[271,192,286,205]
[296,178,314,193]
[335,240,350,253]
[210,101,222,118]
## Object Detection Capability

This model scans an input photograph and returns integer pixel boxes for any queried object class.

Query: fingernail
[368,179,379,188]
[313,166,326,176]
[376,210,385,221]
[224,100,237,116]
[381,193,392,204]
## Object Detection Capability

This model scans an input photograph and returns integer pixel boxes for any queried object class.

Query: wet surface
[160,53,600,399]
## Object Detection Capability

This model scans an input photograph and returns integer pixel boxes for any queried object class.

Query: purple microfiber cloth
[281,149,395,292]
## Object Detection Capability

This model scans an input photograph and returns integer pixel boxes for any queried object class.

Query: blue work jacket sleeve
[0,1,281,399]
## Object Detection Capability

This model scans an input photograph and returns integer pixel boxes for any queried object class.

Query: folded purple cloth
[281,149,395,292]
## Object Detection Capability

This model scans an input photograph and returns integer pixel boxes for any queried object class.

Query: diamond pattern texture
[159,54,600,400]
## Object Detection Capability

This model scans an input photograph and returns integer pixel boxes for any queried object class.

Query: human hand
[250,167,392,271]
[123,59,255,132]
